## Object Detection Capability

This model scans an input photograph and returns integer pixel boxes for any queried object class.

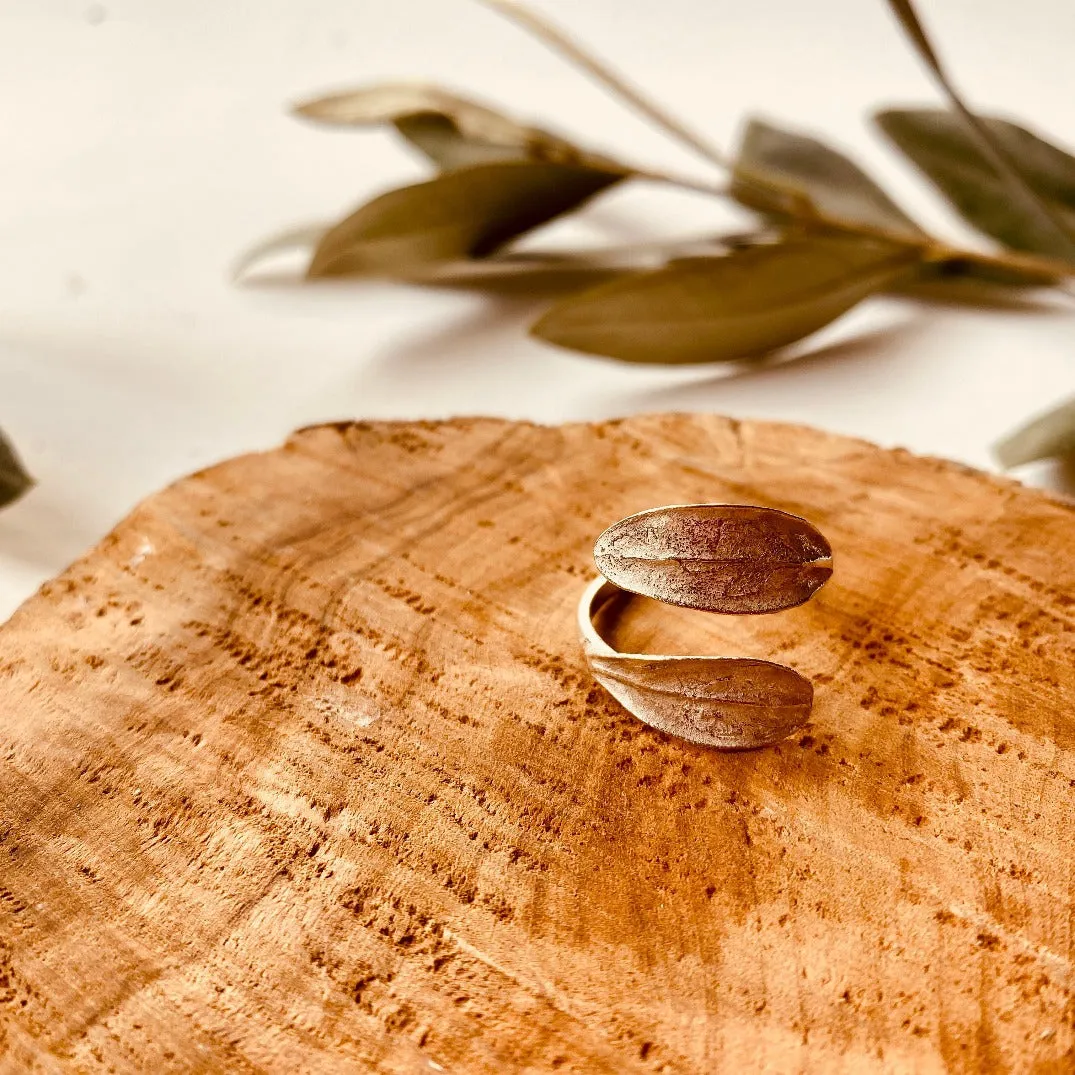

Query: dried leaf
[239,231,729,289]
[995,398,1075,468]
[883,0,1075,260]
[587,653,813,749]
[307,160,625,278]
[733,117,925,239]
[531,235,922,364]
[295,83,542,143]
[891,276,1047,309]
[876,109,1075,260]
[891,249,1060,305]
[0,431,33,509]
[593,504,832,614]
[925,250,1061,288]
[294,82,616,172]
[407,236,731,287]
[397,254,623,288]
[393,113,534,170]
[232,222,330,280]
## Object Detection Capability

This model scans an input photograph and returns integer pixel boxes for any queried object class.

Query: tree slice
[0,414,1073,1073]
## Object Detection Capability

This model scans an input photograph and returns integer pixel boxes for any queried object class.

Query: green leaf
[307,160,626,278]
[995,398,1075,468]
[733,117,925,240]
[0,431,33,509]
[876,109,1075,259]
[294,82,619,172]
[530,235,923,364]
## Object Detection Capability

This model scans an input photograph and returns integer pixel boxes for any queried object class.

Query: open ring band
[577,504,832,750]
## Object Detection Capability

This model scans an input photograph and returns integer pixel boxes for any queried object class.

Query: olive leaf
[232,222,330,280]
[732,117,925,240]
[727,117,1061,298]
[884,0,1075,262]
[235,228,614,287]
[393,114,536,170]
[380,254,624,290]
[587,653,813,749]
[0,431,33,509]
[307,159,626,278]
[531,235,923,364]
[995,398,1075,468]
[889,249,1061,306]
[238,230,727,287]
[922,250,1060,288]
[594,504,832,614]
[294,81,620,172]
[876,109,1075,260]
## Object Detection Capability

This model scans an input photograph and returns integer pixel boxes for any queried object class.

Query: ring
[578,504,833,750]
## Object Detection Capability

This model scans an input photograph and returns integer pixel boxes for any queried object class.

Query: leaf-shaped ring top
[578,504,832,750]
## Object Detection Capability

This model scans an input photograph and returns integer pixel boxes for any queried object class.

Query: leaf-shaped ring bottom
[578,576,814,750]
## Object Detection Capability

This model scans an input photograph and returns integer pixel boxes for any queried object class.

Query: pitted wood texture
[0,414,1074,1074]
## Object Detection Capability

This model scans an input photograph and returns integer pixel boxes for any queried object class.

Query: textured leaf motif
[995,398,1075,467]
[531,235,922,364]
[587,654,813,749]
[307,160,625,278]
[733,117,925,239]
[876,109,1075,260]
[594,504,832,614]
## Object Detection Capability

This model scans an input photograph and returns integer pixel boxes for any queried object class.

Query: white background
[1,0,1073,618]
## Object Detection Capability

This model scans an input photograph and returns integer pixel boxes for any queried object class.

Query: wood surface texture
[1,414,1074,1074]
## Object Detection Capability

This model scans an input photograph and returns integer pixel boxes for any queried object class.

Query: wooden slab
[1,414,1074,1073]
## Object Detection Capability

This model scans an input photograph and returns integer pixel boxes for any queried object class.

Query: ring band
[578,504,832,750]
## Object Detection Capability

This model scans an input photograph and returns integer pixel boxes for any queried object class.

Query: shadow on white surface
[0,486,99,573]
[366,296,555,371]
[584,316,936,415]
[1009,457,1075,499]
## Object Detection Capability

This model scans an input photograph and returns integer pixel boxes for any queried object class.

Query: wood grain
[0,414,1073,1073]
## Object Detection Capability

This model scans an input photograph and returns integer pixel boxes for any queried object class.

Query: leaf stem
[473,0,731,170]
[474,0,1075,281]
[886,0,1075,261]
[631,169,730,199]
[470,2,832,221]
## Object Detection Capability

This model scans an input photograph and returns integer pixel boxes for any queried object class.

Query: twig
[887,0,1075,261]
[470,2,847,227]
[631,169,730,199]
[474,0,1075,277]
[474,0,730,170]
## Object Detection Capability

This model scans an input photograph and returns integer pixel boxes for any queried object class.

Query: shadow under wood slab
[0,414,1073,1073]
